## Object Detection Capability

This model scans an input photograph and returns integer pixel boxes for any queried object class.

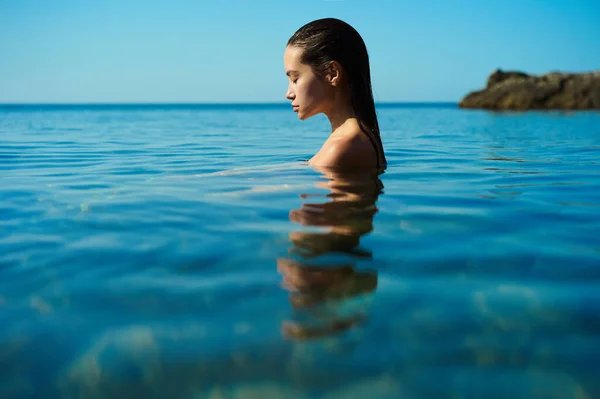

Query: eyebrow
[286,70,298,76]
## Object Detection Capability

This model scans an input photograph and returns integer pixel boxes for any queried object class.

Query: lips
[292,105,299,112]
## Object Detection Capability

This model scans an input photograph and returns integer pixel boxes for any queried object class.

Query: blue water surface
[1,103,599,398]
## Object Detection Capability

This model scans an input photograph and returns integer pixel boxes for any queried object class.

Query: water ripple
[1,105,599,398]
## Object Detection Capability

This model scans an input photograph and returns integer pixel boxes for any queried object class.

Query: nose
[286,86,295,101]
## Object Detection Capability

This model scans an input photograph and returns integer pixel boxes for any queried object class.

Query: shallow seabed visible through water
[1,103,600,399]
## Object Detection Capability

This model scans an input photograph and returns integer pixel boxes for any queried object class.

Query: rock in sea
[459,69,600,110]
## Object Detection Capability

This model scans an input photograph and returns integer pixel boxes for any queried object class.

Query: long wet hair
[288,18,386,166]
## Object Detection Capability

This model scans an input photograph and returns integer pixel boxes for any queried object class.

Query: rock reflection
[277,167,384,340]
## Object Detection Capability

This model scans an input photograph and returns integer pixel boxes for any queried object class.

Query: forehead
[283,46,304,71]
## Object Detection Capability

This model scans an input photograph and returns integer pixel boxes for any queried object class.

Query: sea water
[1,103,599,398]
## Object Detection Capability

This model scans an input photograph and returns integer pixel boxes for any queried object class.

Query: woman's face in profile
[284,45,333,120]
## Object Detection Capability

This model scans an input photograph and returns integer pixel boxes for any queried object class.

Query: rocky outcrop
[459,69,600,110]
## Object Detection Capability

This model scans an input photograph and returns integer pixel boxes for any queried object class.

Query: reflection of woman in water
[277,166,384,340]
[284,18,386,169]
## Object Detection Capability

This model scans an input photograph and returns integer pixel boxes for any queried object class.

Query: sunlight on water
[1,104,599,398]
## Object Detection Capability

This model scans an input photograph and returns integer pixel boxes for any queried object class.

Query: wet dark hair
[288,18,386,167]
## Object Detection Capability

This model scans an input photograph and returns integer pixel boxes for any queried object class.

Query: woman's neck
[324,92,357,134]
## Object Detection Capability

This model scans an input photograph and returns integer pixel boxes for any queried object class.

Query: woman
[284,18,386,170]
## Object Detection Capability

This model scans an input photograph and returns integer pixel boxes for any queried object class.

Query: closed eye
[286,70,299,83]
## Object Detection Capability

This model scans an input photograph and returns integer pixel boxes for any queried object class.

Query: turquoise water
[1,103,599,398]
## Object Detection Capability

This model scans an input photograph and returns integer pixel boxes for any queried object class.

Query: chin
[297,110,314,121]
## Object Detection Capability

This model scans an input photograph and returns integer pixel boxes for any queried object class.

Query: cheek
[300,79,327,107]
[305,79,324,100]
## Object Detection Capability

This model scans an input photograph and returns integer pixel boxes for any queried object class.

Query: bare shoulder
[310,133,375,169]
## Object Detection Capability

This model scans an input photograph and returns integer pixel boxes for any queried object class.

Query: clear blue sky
[1,0,599,103]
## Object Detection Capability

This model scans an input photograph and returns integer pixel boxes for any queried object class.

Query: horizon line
[0,101,458,106]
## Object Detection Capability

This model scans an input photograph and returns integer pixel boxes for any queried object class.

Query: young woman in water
[284,18,386,170]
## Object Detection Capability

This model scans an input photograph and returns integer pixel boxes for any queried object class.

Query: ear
[326,61,342,86]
